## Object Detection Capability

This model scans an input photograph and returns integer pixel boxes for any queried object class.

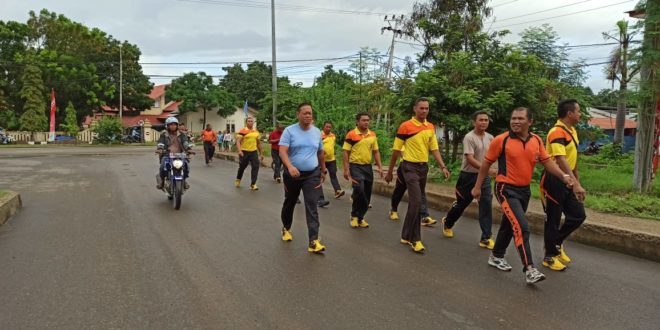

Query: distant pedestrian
[343,112,383,229]
[385,97,450,253]
[217,130,224,151]
[269,123,285,183]
[200,124,217,164]
[235,117,263,190]
[441,110,496,249]
[541,99,587,271]
[472,107,574,284]
[278,102,327,254]
[317,121,345,208]
[223,130,232,151]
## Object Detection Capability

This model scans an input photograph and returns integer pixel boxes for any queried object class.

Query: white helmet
[165,117,179,125]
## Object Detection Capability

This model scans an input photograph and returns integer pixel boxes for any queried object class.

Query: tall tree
[219,61,272,108]
[167,72,240,127]
[602,20,641,145]
[60,101,79,137]
[18,58,47,138]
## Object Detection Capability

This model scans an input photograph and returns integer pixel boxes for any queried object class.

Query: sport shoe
[525,267,546,284]
[558,245,572,264]
[389,211,399,221]
[358,219,369,228]
[282,228,293,242]
[542,256,567,271]
[479,238,495,250]
[276,177,282,183]
[234,179,241,187]
[250,184,259,190]
[400,238,410,245]
[308,239,326,253]
[334,190,345,199]
[421,216,437,226]
[318,200,330,208]
[350,217,359,228]
[368,203,372,208]
[441,217,454,238]
[488,254,512,271]
[410,241,425,253]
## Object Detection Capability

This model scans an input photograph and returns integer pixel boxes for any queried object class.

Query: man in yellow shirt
[541,99,587,271]
[235,117,263,190]
[343,113,383,229]
[385,97,450,253]
[317,121,345,207]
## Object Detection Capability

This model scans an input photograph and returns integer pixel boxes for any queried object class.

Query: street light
[119,43,123,123]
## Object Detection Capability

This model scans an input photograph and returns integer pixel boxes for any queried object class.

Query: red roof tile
[149,84,168,99]
[589,118,637,130]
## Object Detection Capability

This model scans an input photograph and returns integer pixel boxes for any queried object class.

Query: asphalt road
[0,147,658,329]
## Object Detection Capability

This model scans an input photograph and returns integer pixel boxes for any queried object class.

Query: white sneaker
[488,254,513,271]
[525,267,546,284]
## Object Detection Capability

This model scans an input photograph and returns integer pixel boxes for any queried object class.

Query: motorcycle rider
[156,117,192,190]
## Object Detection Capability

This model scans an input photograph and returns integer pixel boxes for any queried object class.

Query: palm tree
[603,20,641,146]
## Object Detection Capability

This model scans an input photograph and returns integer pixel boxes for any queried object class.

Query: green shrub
[92,116,122,144]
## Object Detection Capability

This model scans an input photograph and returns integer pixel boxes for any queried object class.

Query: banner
[48,88,56,142]
[243,100,249,118]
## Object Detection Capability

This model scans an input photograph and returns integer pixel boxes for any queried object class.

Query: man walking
[317,121,345,208]
[279,102,327,254]
[343,113,384,229]
[472,107,574,284]
[441,111,497,249]
[235,117,263,190]
[389,153,435,225]
[269,123,284,183]
[385,98,450,253]
[200,124,217,165]
[541,99,587,271]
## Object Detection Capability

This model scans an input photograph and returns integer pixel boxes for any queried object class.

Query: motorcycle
[583,142,602,155]
[157,143,194,210]
[0,128,15,144]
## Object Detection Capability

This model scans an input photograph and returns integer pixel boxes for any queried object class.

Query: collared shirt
[279,123,323,171]
[461,130,494,173]
[546,120,579,170]
[343,128,379,165]
[321,132,337,162]
[485,131,551,186]
[237,127,260,152]
[166,131,183,153]
[392,117,439,163]
[269,130,283,151]
[201,129,217,143]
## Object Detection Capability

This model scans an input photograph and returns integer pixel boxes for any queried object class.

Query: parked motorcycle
[583,142,602,155]
[0,128,15,144]
[157,143,194,210]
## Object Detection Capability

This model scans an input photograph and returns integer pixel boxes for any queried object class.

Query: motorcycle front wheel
[173,180,183,210]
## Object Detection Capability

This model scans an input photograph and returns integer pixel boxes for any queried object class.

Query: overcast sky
[0,0,642,92]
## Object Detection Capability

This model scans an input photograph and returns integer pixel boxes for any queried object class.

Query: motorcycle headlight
[172,159,184,169]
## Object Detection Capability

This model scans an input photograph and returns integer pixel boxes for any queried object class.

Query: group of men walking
[225,97,587,285]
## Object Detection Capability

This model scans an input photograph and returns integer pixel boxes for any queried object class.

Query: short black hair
[557,99,578,118]
[355,112,370,121]
[472,110,489,120]
[512,107,533,120]
[414,97,430,106]
[323,121,333,126]
[297,101,312,112]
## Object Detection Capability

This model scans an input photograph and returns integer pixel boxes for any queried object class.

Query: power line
[140,54,358,65]
[490,0,593,23]
[491,0,636,29]
[492,0,519,8]
[177,0,388,16]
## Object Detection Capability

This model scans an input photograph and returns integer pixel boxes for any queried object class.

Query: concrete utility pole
[271,0,277,128]
[381,15,405,84]
[119,44,123,123]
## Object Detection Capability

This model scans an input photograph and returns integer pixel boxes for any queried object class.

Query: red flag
[48,88,56,142]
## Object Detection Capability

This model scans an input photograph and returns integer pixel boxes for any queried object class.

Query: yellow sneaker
[559,245,572,264]
[479,238,495,250]
[282,228,293,242]
[411,241,425,253]
[421,216,437,226]
[308,239,326,253]
[250,184,259,190]
[441,217,454,238]
[400,239,410,245]
[234,179,241,187]
[350,217,359,228]
[542,256,567,271]
[389,211,399,221]
[358,219,369,228]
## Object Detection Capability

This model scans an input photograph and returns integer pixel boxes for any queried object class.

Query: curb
[215,153,272,168]
[0,191,22,227]
[372,180,660,262]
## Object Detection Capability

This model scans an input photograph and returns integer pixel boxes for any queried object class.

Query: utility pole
[119,44,123,123]
[381,15,405,84]
[271,0,277,128]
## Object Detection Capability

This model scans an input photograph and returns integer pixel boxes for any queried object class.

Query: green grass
[0,190,9,199]
[0,142,157,148]
[430,154,660,221]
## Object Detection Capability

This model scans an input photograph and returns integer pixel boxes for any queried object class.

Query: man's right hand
[288,165,300,178]
[384,171,393,184]
[471,187,481,200]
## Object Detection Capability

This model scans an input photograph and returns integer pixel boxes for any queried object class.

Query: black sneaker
[318,200,330,208]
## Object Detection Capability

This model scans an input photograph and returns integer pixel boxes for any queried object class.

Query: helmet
[165,117,179,126]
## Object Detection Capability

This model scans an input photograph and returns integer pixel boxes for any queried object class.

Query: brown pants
[400,161,428,243]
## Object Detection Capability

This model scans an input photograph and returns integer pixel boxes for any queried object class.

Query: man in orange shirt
[472,107,574,284]
[200,124,217,165]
